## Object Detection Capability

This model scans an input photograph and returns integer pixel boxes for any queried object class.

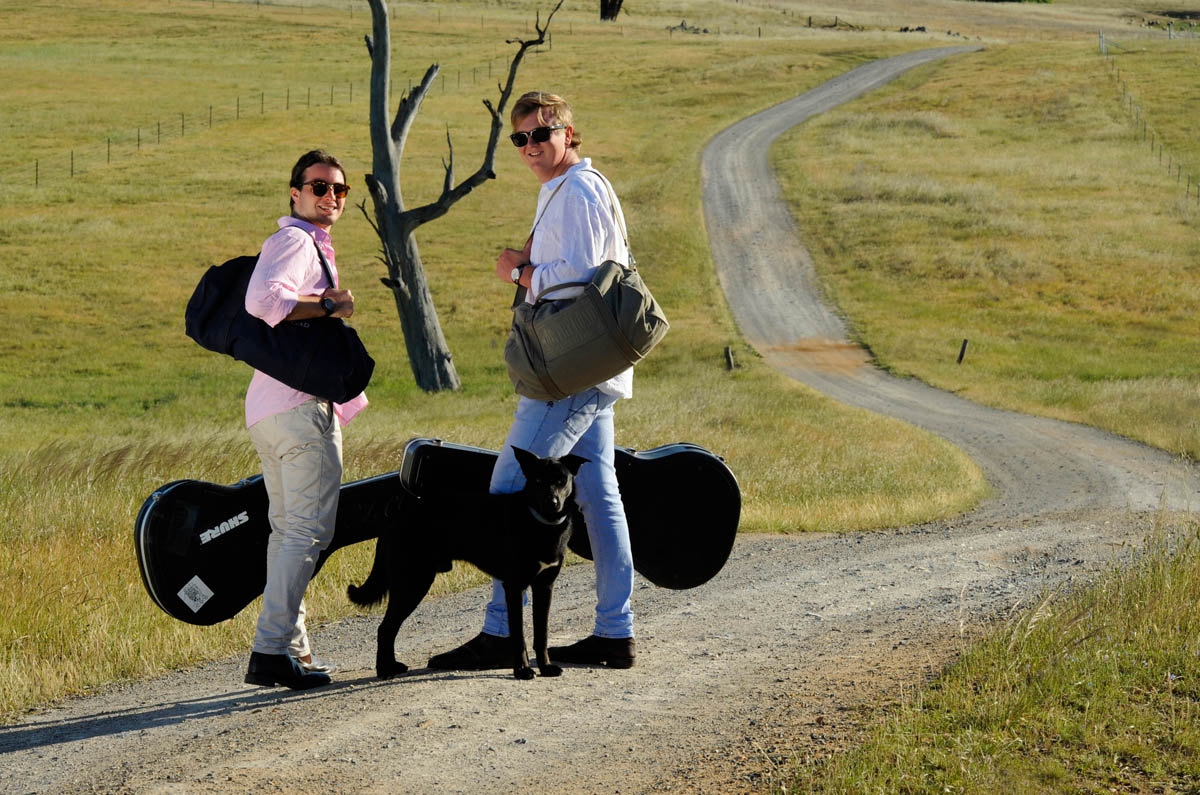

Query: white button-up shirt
[526,158,633,399]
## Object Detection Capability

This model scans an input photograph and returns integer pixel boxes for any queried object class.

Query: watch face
[511,267,522,283]
[322,297,336,314]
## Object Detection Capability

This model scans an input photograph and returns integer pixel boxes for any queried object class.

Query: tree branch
[442,125,454,197]
[401,0,565,229]
[392,63,440,150]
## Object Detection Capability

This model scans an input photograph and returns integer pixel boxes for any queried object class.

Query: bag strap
[533,280,591,302]
[514,168,632,307]
[512,178,569,307]
[583,168,636,269]
[530,179,569,243]
[312,237,337,290]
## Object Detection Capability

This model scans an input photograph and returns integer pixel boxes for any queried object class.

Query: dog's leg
[374,567,436,680]
[530,568,563,677]
[501,581,534,680]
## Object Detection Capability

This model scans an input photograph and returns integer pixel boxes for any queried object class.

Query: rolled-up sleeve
[246,227,313,328]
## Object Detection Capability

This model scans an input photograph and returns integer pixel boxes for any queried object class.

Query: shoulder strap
[529,178,570,242]
[513,168,633,306]
[312,237,337,289]
[513,178,570,306]
[583,168,635,267]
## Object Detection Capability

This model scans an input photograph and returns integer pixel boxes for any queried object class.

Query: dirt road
[4,48,1198,795]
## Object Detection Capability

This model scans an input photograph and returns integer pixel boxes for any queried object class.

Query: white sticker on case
[178,576,215,613]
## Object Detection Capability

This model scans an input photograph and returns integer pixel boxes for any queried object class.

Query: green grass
[789,516,1200,793]
[774,37,1200,457]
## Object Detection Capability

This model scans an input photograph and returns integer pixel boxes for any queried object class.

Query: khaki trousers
[248,399,342,657]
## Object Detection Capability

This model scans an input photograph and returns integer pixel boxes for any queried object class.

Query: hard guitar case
[135,438,740,626]
[400,438,741,591]
[134,471,405,626]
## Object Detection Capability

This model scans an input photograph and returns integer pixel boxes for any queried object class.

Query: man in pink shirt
[242,150,368,690]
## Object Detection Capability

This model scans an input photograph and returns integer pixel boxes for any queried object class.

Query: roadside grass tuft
[791,515,1200,793]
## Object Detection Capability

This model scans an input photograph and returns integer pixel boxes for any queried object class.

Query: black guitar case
[134,471,406,626]
[135,438,740,626]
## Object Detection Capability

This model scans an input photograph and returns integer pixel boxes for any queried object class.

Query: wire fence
[29,82,356,186]
[22,53,533,190]
[19,0,901,189]
[1098,30,1200,211]
[17,0,572,189]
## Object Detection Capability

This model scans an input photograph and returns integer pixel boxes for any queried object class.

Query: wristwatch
[321,296,337,316]
[510,265,526,285]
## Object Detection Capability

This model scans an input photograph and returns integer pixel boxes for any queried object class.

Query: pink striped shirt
[243,216,368,428]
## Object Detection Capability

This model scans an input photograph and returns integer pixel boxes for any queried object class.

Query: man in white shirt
[429,92,638,671]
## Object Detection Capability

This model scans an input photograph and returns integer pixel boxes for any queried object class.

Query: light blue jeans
[482,388,635,639]
[248,399,341,658]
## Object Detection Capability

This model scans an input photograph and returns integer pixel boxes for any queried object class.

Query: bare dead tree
[360,0,564,392]
[600,0,624,21]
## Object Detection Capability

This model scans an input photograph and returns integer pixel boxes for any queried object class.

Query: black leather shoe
[549,635,636,669]
[427,632,512,670]
[298,654,334,674]
[245,652,331,690]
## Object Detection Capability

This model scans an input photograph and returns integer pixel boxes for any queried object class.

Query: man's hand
[322,288,354,319]
[496,236,534,285]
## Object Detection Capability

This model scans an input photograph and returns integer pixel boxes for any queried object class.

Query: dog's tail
[346,533,390,606]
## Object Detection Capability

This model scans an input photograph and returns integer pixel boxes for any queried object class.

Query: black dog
[348,446,587,681]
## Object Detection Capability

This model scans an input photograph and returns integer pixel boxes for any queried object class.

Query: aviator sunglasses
[302,179,350,199]
[509,124,566,148]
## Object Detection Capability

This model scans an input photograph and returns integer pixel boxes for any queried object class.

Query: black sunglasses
[302,180,350,199]
[509,124,566,148]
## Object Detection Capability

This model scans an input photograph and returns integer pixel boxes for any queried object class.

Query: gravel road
[4,47,1198,795]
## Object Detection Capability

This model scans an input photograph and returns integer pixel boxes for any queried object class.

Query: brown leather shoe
[549,635,636,669]
[427,632,513,670]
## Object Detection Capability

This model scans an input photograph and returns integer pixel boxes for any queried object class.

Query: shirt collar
[541,157,592,194]
[278,215,332,245]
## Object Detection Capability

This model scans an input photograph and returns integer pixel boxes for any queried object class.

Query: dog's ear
[511,446,538,473]
[561,454,590,476]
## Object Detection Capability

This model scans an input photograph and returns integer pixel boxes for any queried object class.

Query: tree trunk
[363,0,459,392]
[361,0,563,393]
[600,0,624,21]
[372,184,460,391]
